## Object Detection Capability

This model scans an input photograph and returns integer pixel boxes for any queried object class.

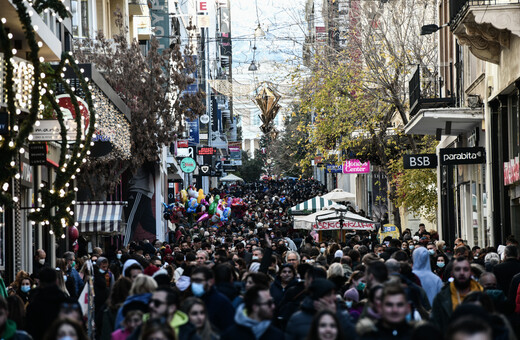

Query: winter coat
[412,247,443,306]
[493,258,520,298]
[430,283,452,330]
[356,318,412,340]
[269,277,297,307]
[114,293,152,330]
[285,296,356,340]
[201,286,235,333]
[101,307,119,340]
[220,304,284,340]
[26,285,68,340]
[274,281,306,330]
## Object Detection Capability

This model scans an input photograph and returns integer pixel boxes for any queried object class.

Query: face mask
[99,269,106,274]
[409,245,415,250]
[21,285,30,293]
[436,262,445,268]
[92,261,97,265]
[71,261,76,268]
[39,259,45,265]
[474,256,478,260]
[428,249,435,256]
[405,312,413,322]
[345,301,353,309]
[356,282,366,291]
[59,336,75,340]
[252,256,259,261]
[377,253,383,257]
[116,254,122,260]
[157,255,161,260]
[63,275,67,282]
[320,248,326,253]
[191,282,205,297]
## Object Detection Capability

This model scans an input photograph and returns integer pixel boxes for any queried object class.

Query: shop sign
[180,157,197,173]
[177,140,189,148]
[403,154,437,169]
[199,165,211,176]
[177,146,194,158]
[343,159,370,174]
[325,164,343,173]
[31,120,79,142]
[29,143,47,165]
[197,146,216,155]
[504,157,520,186]
[439,147,485,165]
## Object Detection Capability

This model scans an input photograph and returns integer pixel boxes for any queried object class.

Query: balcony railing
[409,65,456,118]
[450,0,520,25]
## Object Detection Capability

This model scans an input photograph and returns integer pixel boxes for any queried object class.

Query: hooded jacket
[114,293,152,330]
[412,247,443,305]
[220,304,284,340]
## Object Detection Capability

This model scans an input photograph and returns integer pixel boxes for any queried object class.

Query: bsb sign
[403,154,437,169]
[439,147,485,165]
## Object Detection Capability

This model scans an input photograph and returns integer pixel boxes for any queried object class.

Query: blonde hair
[327,263,344,278]
[129,274,157,295]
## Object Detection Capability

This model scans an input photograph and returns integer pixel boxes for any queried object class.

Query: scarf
[235,304,271,340]
[450,279,483,311]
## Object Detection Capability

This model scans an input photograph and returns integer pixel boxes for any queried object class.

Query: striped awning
[76,201,127,233]
[290,196,336,215]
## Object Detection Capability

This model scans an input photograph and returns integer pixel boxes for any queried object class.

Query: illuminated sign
[197,147,216,155]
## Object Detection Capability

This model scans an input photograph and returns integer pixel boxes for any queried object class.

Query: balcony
[450,0,520,64]
[409,65,456,119]
[128,0,148,16]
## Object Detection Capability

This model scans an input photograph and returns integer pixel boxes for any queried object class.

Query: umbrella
[321,189,356,203]
[219,174,244,182]
[290,196,336,215]
[293,205,376,233]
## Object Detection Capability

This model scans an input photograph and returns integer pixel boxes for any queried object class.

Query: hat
[122,300,148,318]
[144,265,159,276]
[334,250,344,258]
[344,288,359,302]
[97,256,108,264]
[308,279,336,300]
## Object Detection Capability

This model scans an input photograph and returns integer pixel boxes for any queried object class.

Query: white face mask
[39,259,45,265]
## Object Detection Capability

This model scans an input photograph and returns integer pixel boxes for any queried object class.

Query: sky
[230,0,307,89]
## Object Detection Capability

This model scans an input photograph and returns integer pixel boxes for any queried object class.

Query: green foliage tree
[235,150,264,182]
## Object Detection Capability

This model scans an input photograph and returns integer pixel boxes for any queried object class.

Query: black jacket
[26,285,68,340]
[493,258,520,298]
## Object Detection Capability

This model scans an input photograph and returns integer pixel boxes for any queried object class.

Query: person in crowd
[221,285,284,340]
[33,249,50,278]
[493,245,520,298]
[412,247,443,305]
[327,263,346,294]
[13,275,32,307]
[346,271,366,299]
[285,278,355,340]
[357,283,412,340]
[430,256,483,330]
[190,266,235,332]
[64,251,84,298]
[26,267,68,340]
[344,288,363,322]
[6,295,25,332]
[115,274,157,330]
[111,306,144,340]
[305,310,344,340]
[43,318,88,340]
[270,264,297,307]
[181,297,219,340]
[138,320,176,340]
[100,277,133,340]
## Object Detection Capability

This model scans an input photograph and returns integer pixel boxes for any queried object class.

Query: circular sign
[180,157,197,173]
[200,114,210,124]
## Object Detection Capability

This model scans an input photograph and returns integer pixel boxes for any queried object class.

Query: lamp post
[420,23,448,35]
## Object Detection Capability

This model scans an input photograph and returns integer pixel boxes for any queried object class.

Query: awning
[76,201,127,233]
[290,196,336,215]
[293,205,377,231]
[404,108,483,136]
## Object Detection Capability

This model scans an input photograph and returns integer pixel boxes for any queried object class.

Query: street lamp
[421,23,448,35]
[248,61,258,71]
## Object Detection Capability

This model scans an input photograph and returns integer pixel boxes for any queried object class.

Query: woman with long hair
[306,310,344,340]
[181,297,218,340]
[139,319,176,340]
[43,318,89,340]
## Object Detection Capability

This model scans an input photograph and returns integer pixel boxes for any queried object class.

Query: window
[510,94,519,158]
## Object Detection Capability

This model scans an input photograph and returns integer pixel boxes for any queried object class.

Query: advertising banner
[325,164,343,173]
[186,118,199,145]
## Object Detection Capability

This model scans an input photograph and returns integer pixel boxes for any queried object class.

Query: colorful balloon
[197,189,205,204]
[180,190,188,203]
[197,213,210,223]
[187,197,199,213]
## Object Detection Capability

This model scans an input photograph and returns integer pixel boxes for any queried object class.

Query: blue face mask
[437,262,445,268]
[428,249,435,256]
[59,336,75,340]
[345,301,353,309]
[116,254,122,260]
[409,245,415,250]
[21,285,30,293]
[99,269,106,274]
[356,282,366,291]
[191,282,205,297]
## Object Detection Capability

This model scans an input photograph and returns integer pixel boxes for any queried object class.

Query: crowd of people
[2,179,520,340]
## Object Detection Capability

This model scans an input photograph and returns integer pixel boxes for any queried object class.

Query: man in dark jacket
[221,285,283,340]
[493,245,520,298]
[26,268,68,340]
[190,266,235,332]
[358,283,412,340]
[285,278,355,340]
